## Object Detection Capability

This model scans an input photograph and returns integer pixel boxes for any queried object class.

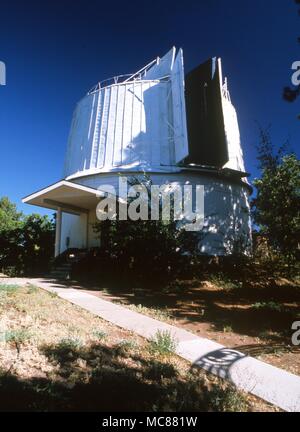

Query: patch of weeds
[144,361,178,381]
[251,301,282,312]
[5,329,31,345]
[0,284,20,294]
[268,347,286,357]
[48,291,58,298]
[258,330,272,340]
[0,291,8,306]
[115,339,138,355]
[42,337,83,363]
[27,285,38,294]
[148,331,177,356]
[130,304,172,322]
[92,330,107,341]
[223,324,233,333]
[209,274,240,291]
[209,385,248,412]
[58,337,83,350]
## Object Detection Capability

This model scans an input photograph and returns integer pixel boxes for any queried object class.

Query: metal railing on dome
[87,57,170,95]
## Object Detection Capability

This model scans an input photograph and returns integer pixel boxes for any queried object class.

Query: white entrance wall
[60,212,88,253]
[88,209,101,248]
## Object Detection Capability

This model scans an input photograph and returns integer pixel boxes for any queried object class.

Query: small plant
[209,385,248,412]
[27,285,38,294]
[40,337,84,364]
[129,304,172,322]
[43,337,83,363]
[57,337,82,351]
[5,329,31,345]
[148,330,177,356]
[115,339,138,355]
[223,324,233,333]
[209,274,239,291]
[93,330,107,341]
[144,361,178,381]
[251,301,282,312]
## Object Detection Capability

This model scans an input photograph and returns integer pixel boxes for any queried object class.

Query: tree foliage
[76,176,198,287]
[0,198,55,276]
[0,196,23,232]
[252,130,300,263]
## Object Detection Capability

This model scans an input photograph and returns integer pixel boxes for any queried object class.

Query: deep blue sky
[0,0,299,215]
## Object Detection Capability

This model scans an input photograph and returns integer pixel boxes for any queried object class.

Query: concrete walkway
[21,278,300,412]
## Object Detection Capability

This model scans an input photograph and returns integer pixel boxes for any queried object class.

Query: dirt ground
[77,276,300,376]
[0,279,277,412]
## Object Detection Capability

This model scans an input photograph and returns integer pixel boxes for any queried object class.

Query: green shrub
[251,301,282,312]
[27,285,38,294]
[92,330,108,341]
[209,385,248,412]
[57,337,82,351]
[115,339,138,355]
[148,331,177,356]
[209,273,240,291]
[5,329,31,345]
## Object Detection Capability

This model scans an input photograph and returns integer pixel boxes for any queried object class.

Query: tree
[0,198,55,276]
[252,130,300,263]
[19,214,55,274]
[90,176,198,287]
[0,196,23,232]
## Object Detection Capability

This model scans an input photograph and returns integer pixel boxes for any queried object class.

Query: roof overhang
[22,180,102,215]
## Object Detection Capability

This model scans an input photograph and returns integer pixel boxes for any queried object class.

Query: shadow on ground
[0,340,247,412]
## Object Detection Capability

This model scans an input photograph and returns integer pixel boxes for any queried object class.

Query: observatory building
[23,47,252,256]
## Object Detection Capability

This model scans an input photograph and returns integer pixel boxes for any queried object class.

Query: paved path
[3,276,300,412]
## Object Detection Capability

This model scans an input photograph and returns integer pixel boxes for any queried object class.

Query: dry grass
[87,273,300,376]
[0,283,277,412]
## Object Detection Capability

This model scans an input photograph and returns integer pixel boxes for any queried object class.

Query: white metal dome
[64,47,188,179]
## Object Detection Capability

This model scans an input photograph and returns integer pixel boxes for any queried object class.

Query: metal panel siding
[113,85,125,167]
[97,87,110,168]
[172,49,189,163]
[105,86,117,168]
[160,83,171,165]
[139,82,148,164]
[90,92,101,168]
[131,82,143,163]
[122,83,134,165]
[145,82,160,167]
[74,96,92,171]
[64,104,78,176]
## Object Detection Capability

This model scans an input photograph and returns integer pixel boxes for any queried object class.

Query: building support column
[55,207,62,257]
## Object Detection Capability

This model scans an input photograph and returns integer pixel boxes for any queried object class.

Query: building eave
[22,180,103,214]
